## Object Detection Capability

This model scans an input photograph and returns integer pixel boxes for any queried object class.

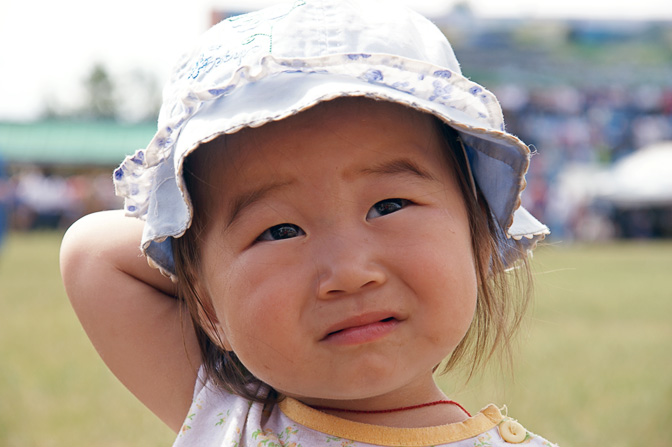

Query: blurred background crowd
[0,163,118,233]
[499,83,672,241]
[1,3,671,247]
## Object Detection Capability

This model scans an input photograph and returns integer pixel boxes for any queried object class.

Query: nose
[315,231,387,299]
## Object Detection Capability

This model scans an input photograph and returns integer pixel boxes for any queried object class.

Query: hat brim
[115,54,549,277]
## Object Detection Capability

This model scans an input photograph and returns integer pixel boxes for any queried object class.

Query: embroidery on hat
[430,80,453,103]
[186,1,307,81]
[229,0,307,53]
[362,69,384,83]
[433,70,452,79]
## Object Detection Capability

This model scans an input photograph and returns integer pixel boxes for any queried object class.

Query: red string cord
[312,400,472,417]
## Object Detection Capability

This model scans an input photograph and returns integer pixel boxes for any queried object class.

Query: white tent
[596,141,672,208]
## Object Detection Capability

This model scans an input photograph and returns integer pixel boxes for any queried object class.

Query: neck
[312,399,471,417]
[302,398,471,428]
[290,377,468,428]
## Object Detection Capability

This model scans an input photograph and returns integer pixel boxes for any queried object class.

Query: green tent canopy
[0,120,156,166]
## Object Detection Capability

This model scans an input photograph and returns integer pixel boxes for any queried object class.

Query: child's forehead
[222,98,434,146]
[198,98,443,170]
[247,97,431,131]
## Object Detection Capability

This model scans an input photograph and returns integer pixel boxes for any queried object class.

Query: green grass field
[1,231,670,446]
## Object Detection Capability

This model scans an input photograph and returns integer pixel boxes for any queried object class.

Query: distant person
[15,167,68,230]
[60,1,555,446]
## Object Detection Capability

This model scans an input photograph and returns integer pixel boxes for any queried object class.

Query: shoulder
[173,370,271,445]
[484,412,559,447]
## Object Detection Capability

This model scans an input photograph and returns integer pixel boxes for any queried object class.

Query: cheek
[400,210,475,283]
[398,213,478,330]
[421,252,478,323]
[208,249,311,360]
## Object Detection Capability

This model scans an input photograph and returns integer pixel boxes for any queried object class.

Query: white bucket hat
[114,0,549,278]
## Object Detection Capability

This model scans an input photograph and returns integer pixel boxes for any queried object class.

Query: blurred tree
[72,64,161,122]
[83,64,118,120]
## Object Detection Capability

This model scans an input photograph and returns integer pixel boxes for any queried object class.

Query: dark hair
[172,102,532,404]
[172,145,266,403]
[436,123,532,380]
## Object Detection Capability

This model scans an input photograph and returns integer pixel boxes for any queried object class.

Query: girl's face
[195,99,477,409]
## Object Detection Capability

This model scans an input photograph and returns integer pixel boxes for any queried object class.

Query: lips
[321,312,403,345]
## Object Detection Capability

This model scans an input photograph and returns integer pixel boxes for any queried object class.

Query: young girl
[60,1,554,445]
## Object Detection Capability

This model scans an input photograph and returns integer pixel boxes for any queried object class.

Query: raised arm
[60,210,200,432]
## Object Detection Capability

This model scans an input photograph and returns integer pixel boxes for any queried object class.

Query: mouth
[322,314,402,346]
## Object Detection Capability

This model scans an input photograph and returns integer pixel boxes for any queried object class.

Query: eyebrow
[226,180,294,228]
[224,157,436,228]
[357,157,438,182]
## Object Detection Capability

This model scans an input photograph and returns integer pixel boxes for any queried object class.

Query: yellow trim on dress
[278,398,503,447]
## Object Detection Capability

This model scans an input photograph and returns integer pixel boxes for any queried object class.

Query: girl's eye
[367,198,409,219]
[257,223,305,241]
